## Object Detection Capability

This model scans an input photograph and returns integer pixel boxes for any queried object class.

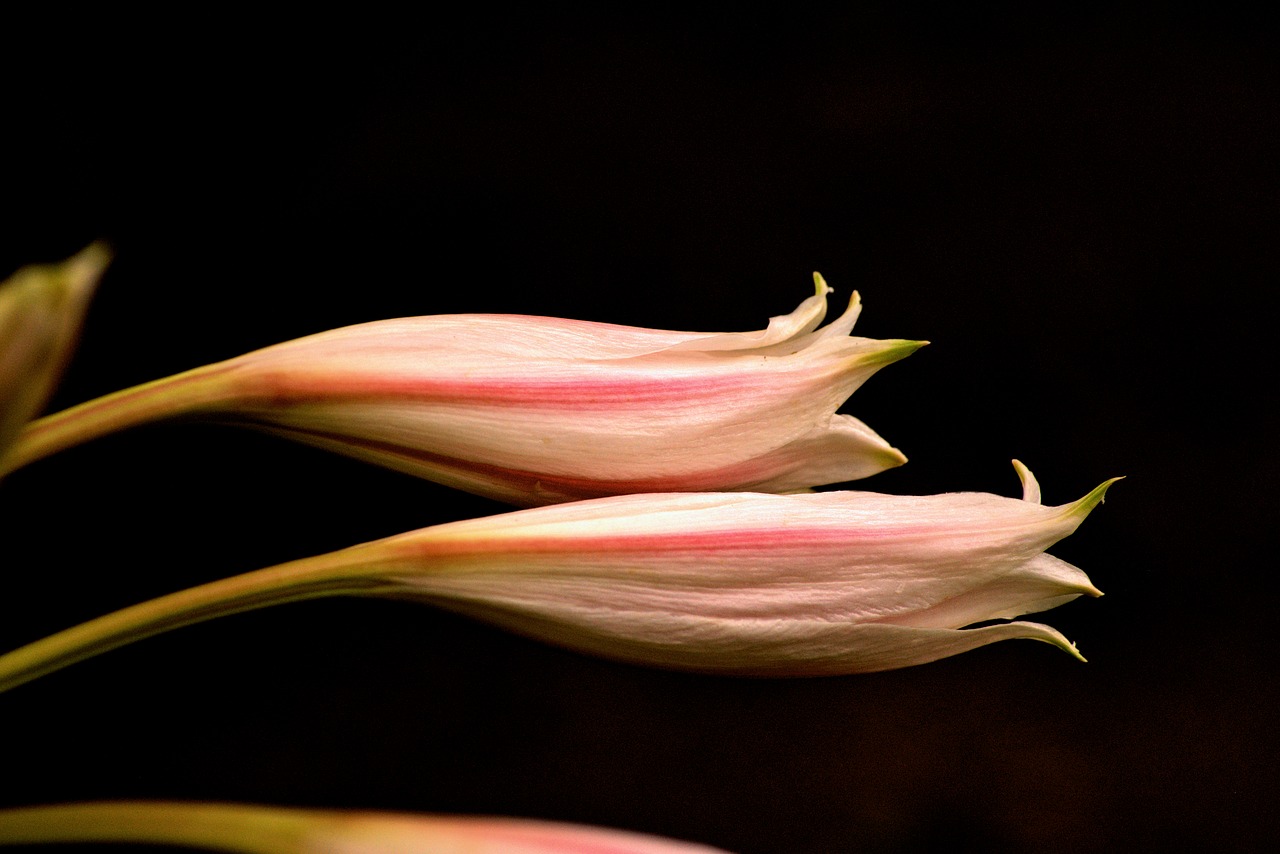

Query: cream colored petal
[661,273,833,353]
[240,279,836,374]
[387,591,1085,675]
[313,814,732,854]
[0,802,731,854]
[870,553,1101,630]
[731,414,906,493]
[252,409,907,506]
[241,334,922,485]
[803,286,864,345]
[1013,458,1041,504]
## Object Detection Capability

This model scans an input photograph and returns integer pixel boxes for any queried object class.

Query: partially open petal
[868,553,1102,630]
[386,594,1087,676]
[666,272,842,353]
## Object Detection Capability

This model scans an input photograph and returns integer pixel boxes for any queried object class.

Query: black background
[1,8,1275,853]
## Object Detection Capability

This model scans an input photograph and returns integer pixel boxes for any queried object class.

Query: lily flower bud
[0,801,732,853]
[1,275,923,504]
[0,463,1117,692]
[0,243,110,464]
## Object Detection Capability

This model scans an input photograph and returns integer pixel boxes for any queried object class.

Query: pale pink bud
[4,275,922,503]
[0,463,1116,693]
[0,243,109,464]
[369,461,1116,674]
[0,801,733,853]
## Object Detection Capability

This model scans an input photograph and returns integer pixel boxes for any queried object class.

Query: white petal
[662,273,833,352]
[1013,458,1041,504]
[727,414,907,493]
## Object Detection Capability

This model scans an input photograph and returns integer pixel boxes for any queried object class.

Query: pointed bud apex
[0,243,110,465]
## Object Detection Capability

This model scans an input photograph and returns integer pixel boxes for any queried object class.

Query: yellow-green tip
[1065,475,1125,519]
[811,271,832,297]
[861,338,929,367]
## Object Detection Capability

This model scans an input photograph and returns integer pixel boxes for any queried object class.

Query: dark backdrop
[2,9,1275,853]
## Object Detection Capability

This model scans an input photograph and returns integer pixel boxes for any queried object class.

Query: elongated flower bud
[0,801,732,853]
[0,243,109,464]
[0,463,1116,692]
[2,275,922,504]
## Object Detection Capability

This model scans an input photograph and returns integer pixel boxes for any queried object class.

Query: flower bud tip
[881,445,909,467]
[864,338,928,366]
[1066,475,1125,519]
[1049,632,1088,663]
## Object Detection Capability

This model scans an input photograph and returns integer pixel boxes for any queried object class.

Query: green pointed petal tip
[862,338,929,367]
[1011,459,1042,504]
[1059,638,1088,664]
[1014,621,1088,662]
[811,271,831,297]
[66,241,113,284]
[1064,474,1125,520]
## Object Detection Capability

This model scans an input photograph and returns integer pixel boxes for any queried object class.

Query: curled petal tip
[1012,459,1041,504]
[1009,621,1088,662]
[862,338,928,367]
[882,445,908,468]
[811,271,831,296]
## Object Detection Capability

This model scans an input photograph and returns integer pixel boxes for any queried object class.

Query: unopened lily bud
[371,460,1115,675]
[3,275,922,504]
[0,463,1117,692]
[0,243,109,463]
[0,801,733,853]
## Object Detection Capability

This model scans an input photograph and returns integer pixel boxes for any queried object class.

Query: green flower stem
[0,802,319,852]
[0,550,389,695]
[0,363,236,477]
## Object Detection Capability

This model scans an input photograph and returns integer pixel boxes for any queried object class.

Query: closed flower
[0,463,1117,692]
[1,276,921,503]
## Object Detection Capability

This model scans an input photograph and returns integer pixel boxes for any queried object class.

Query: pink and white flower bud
[4,276,922,504]
[365,461,1116,674]
[0,243,109,464]
[0,801,733,853]
[0,464,1116,693]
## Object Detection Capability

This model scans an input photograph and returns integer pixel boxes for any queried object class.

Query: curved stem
[0,551,388,695]
[0,362,238,477]
[0,802,316,852]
